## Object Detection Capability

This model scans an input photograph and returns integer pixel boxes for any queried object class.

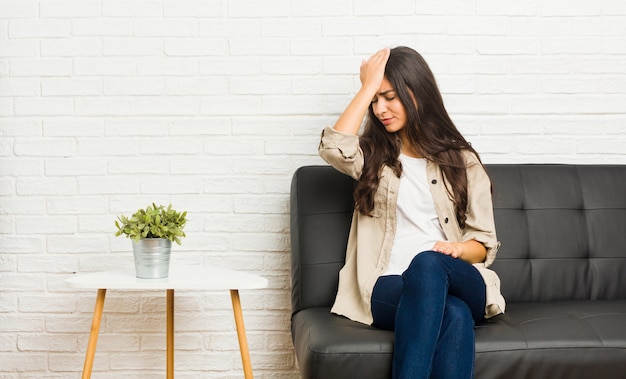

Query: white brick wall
[1,0,625,377]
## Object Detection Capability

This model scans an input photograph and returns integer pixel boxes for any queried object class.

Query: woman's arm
[432,240,487,264]
[461,152,500,266]
[332,48,390,136]
[431,152,496,265]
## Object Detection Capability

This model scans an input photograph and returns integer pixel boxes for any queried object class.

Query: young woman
[318,46,505,379]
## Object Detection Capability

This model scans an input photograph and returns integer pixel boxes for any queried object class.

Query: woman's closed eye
[371,95,395,104]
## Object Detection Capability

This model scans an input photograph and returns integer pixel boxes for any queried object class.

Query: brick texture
[1,0,625,377]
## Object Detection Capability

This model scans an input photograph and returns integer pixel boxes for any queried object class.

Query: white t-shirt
[382,154,447,276]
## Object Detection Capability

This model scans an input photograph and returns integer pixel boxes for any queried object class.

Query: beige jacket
[319,126,505,325]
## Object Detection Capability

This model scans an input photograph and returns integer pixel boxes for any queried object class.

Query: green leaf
[114,203,187,247]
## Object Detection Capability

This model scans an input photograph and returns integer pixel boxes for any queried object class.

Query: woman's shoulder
[460,149,482,167]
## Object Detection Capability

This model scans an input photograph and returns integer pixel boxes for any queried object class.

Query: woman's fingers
[360,48,390,89]
[432,241,462,258]
[373,47,390,61]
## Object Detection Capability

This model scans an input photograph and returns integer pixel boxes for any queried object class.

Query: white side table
[66,265,268,379]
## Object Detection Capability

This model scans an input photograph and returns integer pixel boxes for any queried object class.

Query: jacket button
[444,217,449,223]
[431,179,437,184]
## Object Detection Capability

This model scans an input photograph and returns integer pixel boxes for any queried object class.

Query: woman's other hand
[432,241,464,259]
[432,240,487,264]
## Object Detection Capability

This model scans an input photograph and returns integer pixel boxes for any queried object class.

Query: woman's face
[372,77,408,134]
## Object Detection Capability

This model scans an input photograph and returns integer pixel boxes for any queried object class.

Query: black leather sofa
[290,164,626,379]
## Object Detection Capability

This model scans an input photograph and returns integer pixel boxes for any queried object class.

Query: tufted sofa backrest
[290,165,626,314]
[487,165,626,302]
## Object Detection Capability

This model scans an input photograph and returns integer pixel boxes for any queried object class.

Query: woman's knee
[401,252,449,295]
[404,251,445,277]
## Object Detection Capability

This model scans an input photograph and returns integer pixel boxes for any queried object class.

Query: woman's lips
[381,118,393,126]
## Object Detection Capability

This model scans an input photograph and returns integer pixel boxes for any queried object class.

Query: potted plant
[115,203,187,279]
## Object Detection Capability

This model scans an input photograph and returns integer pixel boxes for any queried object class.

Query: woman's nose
[374,100,387,116]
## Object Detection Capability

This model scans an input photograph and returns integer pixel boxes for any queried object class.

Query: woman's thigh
[408,251,486,322]
[371,251,486,330]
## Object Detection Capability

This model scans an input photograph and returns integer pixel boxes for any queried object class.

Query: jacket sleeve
[461,152,500,267]
[318,126,364,180]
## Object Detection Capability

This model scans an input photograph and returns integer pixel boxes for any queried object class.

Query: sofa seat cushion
[293,300,626,379]
[476,300,626,378]
[291,307,393,379]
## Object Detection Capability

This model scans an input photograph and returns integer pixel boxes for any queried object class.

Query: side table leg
[230,289,253,379]
[82,288,106,379]
[167,289,174,379]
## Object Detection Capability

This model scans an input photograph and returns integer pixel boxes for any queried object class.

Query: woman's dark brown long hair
[354,46,485,228]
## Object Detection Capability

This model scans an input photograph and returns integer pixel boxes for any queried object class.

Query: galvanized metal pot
[132,238,172,279]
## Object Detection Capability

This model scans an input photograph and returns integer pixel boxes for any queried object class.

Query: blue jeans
[371,251,486,379]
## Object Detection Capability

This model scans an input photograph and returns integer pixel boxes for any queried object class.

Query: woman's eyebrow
[377,89,396,96]
[371,89,396,102]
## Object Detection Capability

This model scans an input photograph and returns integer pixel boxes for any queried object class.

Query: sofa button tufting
[444,217,449,223]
